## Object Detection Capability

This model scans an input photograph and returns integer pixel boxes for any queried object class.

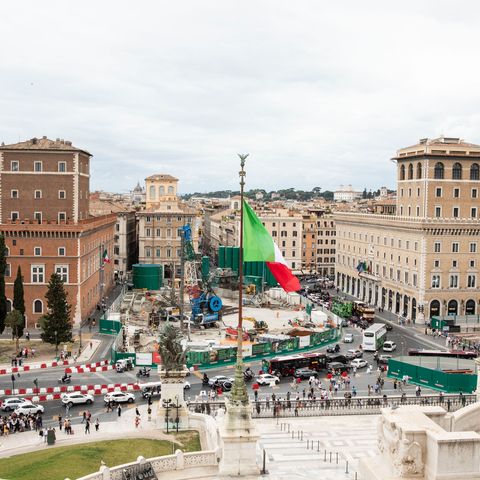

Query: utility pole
[179,228,188,339]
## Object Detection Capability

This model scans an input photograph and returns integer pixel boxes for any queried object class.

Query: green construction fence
[387,358,477,393]
[99,318,122,335]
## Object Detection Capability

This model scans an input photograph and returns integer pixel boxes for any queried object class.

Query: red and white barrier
[0,359,109,376]
[0,382,140,401]
[64,363,114,374]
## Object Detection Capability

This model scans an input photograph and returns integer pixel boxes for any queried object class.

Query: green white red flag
[242,200,300,292]
[103,250,110,263]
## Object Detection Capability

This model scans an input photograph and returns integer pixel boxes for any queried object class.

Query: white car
[14,402,44,415]
[208,375,234,386]
[61,393,94,407]
[343,333,354,343]
[383,341,397,352]
[350,359,368,369]
[2,398,25,412]
[256,374,280,386]
[103,391,135,404]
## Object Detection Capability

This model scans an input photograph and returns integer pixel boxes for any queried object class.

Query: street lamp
[54,330,58,358]
[79,324,83,352]
[33,378,39,394]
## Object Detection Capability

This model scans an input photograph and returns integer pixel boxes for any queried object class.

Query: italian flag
[103,250,110,263]
[243,201,301,292]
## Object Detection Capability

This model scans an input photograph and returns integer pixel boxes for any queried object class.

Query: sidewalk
[0,403,158,458]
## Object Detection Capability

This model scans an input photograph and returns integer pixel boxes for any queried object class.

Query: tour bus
[262,352,327,377]
[362,323,387,351]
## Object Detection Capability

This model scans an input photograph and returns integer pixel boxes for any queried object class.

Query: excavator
[224,317,269,341]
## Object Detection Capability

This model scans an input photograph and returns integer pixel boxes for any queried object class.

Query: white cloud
[1,0,480,193]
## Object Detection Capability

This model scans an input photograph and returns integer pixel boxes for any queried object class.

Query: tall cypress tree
[13,266,25,319]
[40,273,72,346]
[0,235,7,334]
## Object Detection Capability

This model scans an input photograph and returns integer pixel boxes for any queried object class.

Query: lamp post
[11,374,15,394]
[54,330,58,358]
[79,324,83,351]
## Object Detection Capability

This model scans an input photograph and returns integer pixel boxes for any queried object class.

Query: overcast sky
[1,1,480,194]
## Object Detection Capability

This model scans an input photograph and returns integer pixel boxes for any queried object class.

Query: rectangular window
[449,274,458,288]
[468,274,476,288]
[431,275,440,288]
[434,260,440,268]
[166,249,171,258]
[156,229,161,237]
[58,247,66,256]
[11,161,19,171]
[145,248,151,257]
[5,264,10,277]
[146,216,151,223]
[34,190,42,199]
[156,248,161,257]
[434,242,441,253]
[413,274,417,286]
[435,206,441,217]
[472,207,477,218]
[435,187,442,197]
[11,190,18,199]
[58,212,66,222]
[452,243,459,253]
[471,243,477,253]
[453,188,460,198]
[470,260,476,268]
[472,188,478,199]
[55,265,68,283]
[452,260,458,268]
[34,247,41,256]
[31,265,45,283]
[58,190,66,199]
[34,161,42,172]
[146,228,151,236]
[11,212,19,221]
[34,212,42,223]
[453,207,459,218]
[58,162,66,172]
[416,206,420,216]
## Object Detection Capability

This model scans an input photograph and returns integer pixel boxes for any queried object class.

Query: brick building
[0,137,115,327]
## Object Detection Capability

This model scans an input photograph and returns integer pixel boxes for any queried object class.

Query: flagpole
[230,153,249,403]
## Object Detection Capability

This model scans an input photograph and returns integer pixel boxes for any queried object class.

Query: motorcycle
[202,375,210,386]
[136,368,151,378]
[244,369,254,382]
[58,375,71,384]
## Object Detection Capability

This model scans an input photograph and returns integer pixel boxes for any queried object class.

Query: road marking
[99,338,114,359]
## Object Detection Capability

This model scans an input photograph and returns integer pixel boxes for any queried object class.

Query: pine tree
[13,266,25,319]
[40,273,72,347]
[0,234,7,334]
[6,310,23,351]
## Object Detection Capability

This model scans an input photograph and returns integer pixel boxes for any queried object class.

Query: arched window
[408,163,413,180]
[434,162,444,179]
[452,162,462,180]
[399,164,405,180]
[168,186,174,194]
[470,163,479,180]
[159,186,165,195]
[33,299,43,314]
[149,185,156,200]
[416,163,422,179]
[430,299,440,317]
[447,299,458,315]
[6,299,12,313]
[466,299,476,315]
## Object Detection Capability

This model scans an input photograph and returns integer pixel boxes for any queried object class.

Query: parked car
[326,354,348,364]
[383,341,397,352]
[61,393,94,407]
[115,358,134,373]
[378,354,392,365]
[216,380,233,392]
[350,359,368,369]
[343,333,354,343]
[293,368,319,379]
[256,374,280,386]
[103,392,135,404]
[208,375,234,387]
[345,349,363,360]
[327,362,351,374]
[1,398,25,412]
[14,402,44,415]
[326,344,341,353]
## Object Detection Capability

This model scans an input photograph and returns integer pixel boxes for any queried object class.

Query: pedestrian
[147,407,152,422]
[85,420,90,434]
[117,405,122,417]
[82,411,86,423]
[135,416,140,428]
[254,390,258,402]
[352,386,357,397]
[65,404,70,416]
[135,407,140,417]
[393,380,397,390]
[26,331,30,341]
[58,414,62,431]
[89,341,93,350]
[95,418,100,431]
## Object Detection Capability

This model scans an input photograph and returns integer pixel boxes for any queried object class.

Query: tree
[5,310,23,351]
[13,266,25,319]
[40,273,72,350]
[0,234,7,334]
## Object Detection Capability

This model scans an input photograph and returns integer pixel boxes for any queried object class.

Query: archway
[403,295,409,317]
[381,288,386,309]
[447,299,458,316]
[466,299,475,315]
[411,298,417,322]
[395,292,401,314]
[346,276,350,294]
[430,300,440,318]
[352,278,356,297]
[388,290,393,311]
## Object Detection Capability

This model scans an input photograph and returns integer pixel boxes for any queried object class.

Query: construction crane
[181,225,222,328]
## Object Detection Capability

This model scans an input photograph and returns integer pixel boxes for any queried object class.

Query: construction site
[104,227,340,368]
